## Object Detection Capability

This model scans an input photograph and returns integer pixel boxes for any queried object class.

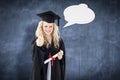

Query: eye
[49,26,53,28]
[44,26,47,28]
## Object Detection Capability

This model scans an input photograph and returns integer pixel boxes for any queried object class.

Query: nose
[47,26,51,29]
[46,26,51,31]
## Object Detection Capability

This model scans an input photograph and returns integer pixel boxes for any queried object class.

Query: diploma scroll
[44,54,58,64]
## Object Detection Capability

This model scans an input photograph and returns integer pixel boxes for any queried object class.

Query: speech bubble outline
[63,3,95,28]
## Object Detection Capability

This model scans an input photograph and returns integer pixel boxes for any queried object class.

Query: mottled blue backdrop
[0,0,120,80]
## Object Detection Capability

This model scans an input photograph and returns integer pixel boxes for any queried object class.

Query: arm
[59,38,66,80]
[31,41,45,80]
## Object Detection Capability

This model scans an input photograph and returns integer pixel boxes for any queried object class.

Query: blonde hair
[35,21,60,48]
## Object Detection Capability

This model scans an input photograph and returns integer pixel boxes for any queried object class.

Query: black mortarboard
[37,11,60,26]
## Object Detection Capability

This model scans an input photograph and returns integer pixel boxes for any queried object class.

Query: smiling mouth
[46,31,50,32]
[46,31,51,33]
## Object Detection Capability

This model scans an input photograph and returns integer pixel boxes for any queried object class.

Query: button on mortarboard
[37,11,60,26]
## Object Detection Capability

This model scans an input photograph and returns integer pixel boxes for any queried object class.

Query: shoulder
[59,38,65,50]
[32,37,42,48]
[59,38,65,44]
[59,38,63,42]
[31,37,38,45]
[32,41,46,52]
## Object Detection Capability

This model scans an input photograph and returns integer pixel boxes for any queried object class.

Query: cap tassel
[58,18,60,26]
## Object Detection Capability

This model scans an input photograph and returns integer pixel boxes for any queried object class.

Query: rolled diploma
[44,53,58,64]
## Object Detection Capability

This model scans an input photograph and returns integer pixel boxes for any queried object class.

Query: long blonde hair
[35,21,60,48]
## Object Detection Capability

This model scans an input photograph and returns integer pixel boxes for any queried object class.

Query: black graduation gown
[31,38,65,80]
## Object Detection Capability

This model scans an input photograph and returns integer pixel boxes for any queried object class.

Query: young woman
[31,11,65,80]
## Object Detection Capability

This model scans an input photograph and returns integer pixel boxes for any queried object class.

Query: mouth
[46,31,51,33]
[45,31,51,34]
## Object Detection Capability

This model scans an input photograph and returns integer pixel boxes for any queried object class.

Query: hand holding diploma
[57,50,64,60]
[44,50,64,64]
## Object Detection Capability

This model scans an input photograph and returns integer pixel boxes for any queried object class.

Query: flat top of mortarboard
[37,11,60,26]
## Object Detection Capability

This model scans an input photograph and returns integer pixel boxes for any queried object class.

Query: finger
[58,55,61,59]
[60,51,64,56]
[58,53,62,57]
[58,53,61,57]
[58,56,62,60]
[59,50,63,54]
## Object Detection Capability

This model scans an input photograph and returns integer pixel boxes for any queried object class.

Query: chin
[45,33,51,36]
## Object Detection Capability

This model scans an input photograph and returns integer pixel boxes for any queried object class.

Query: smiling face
[42,21,54,36]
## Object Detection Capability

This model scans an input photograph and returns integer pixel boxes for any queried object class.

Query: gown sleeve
[31,39,45,80]
[59,38,66,80]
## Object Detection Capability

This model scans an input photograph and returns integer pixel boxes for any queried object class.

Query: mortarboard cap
[37,11,60,26]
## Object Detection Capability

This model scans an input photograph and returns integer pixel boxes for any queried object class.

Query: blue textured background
[0,0,120,80]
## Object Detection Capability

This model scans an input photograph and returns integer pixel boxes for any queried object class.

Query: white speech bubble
[63,3,95,27]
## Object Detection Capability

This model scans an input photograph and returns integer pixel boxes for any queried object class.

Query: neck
[46,35,52,44]
[46,34,51,39]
